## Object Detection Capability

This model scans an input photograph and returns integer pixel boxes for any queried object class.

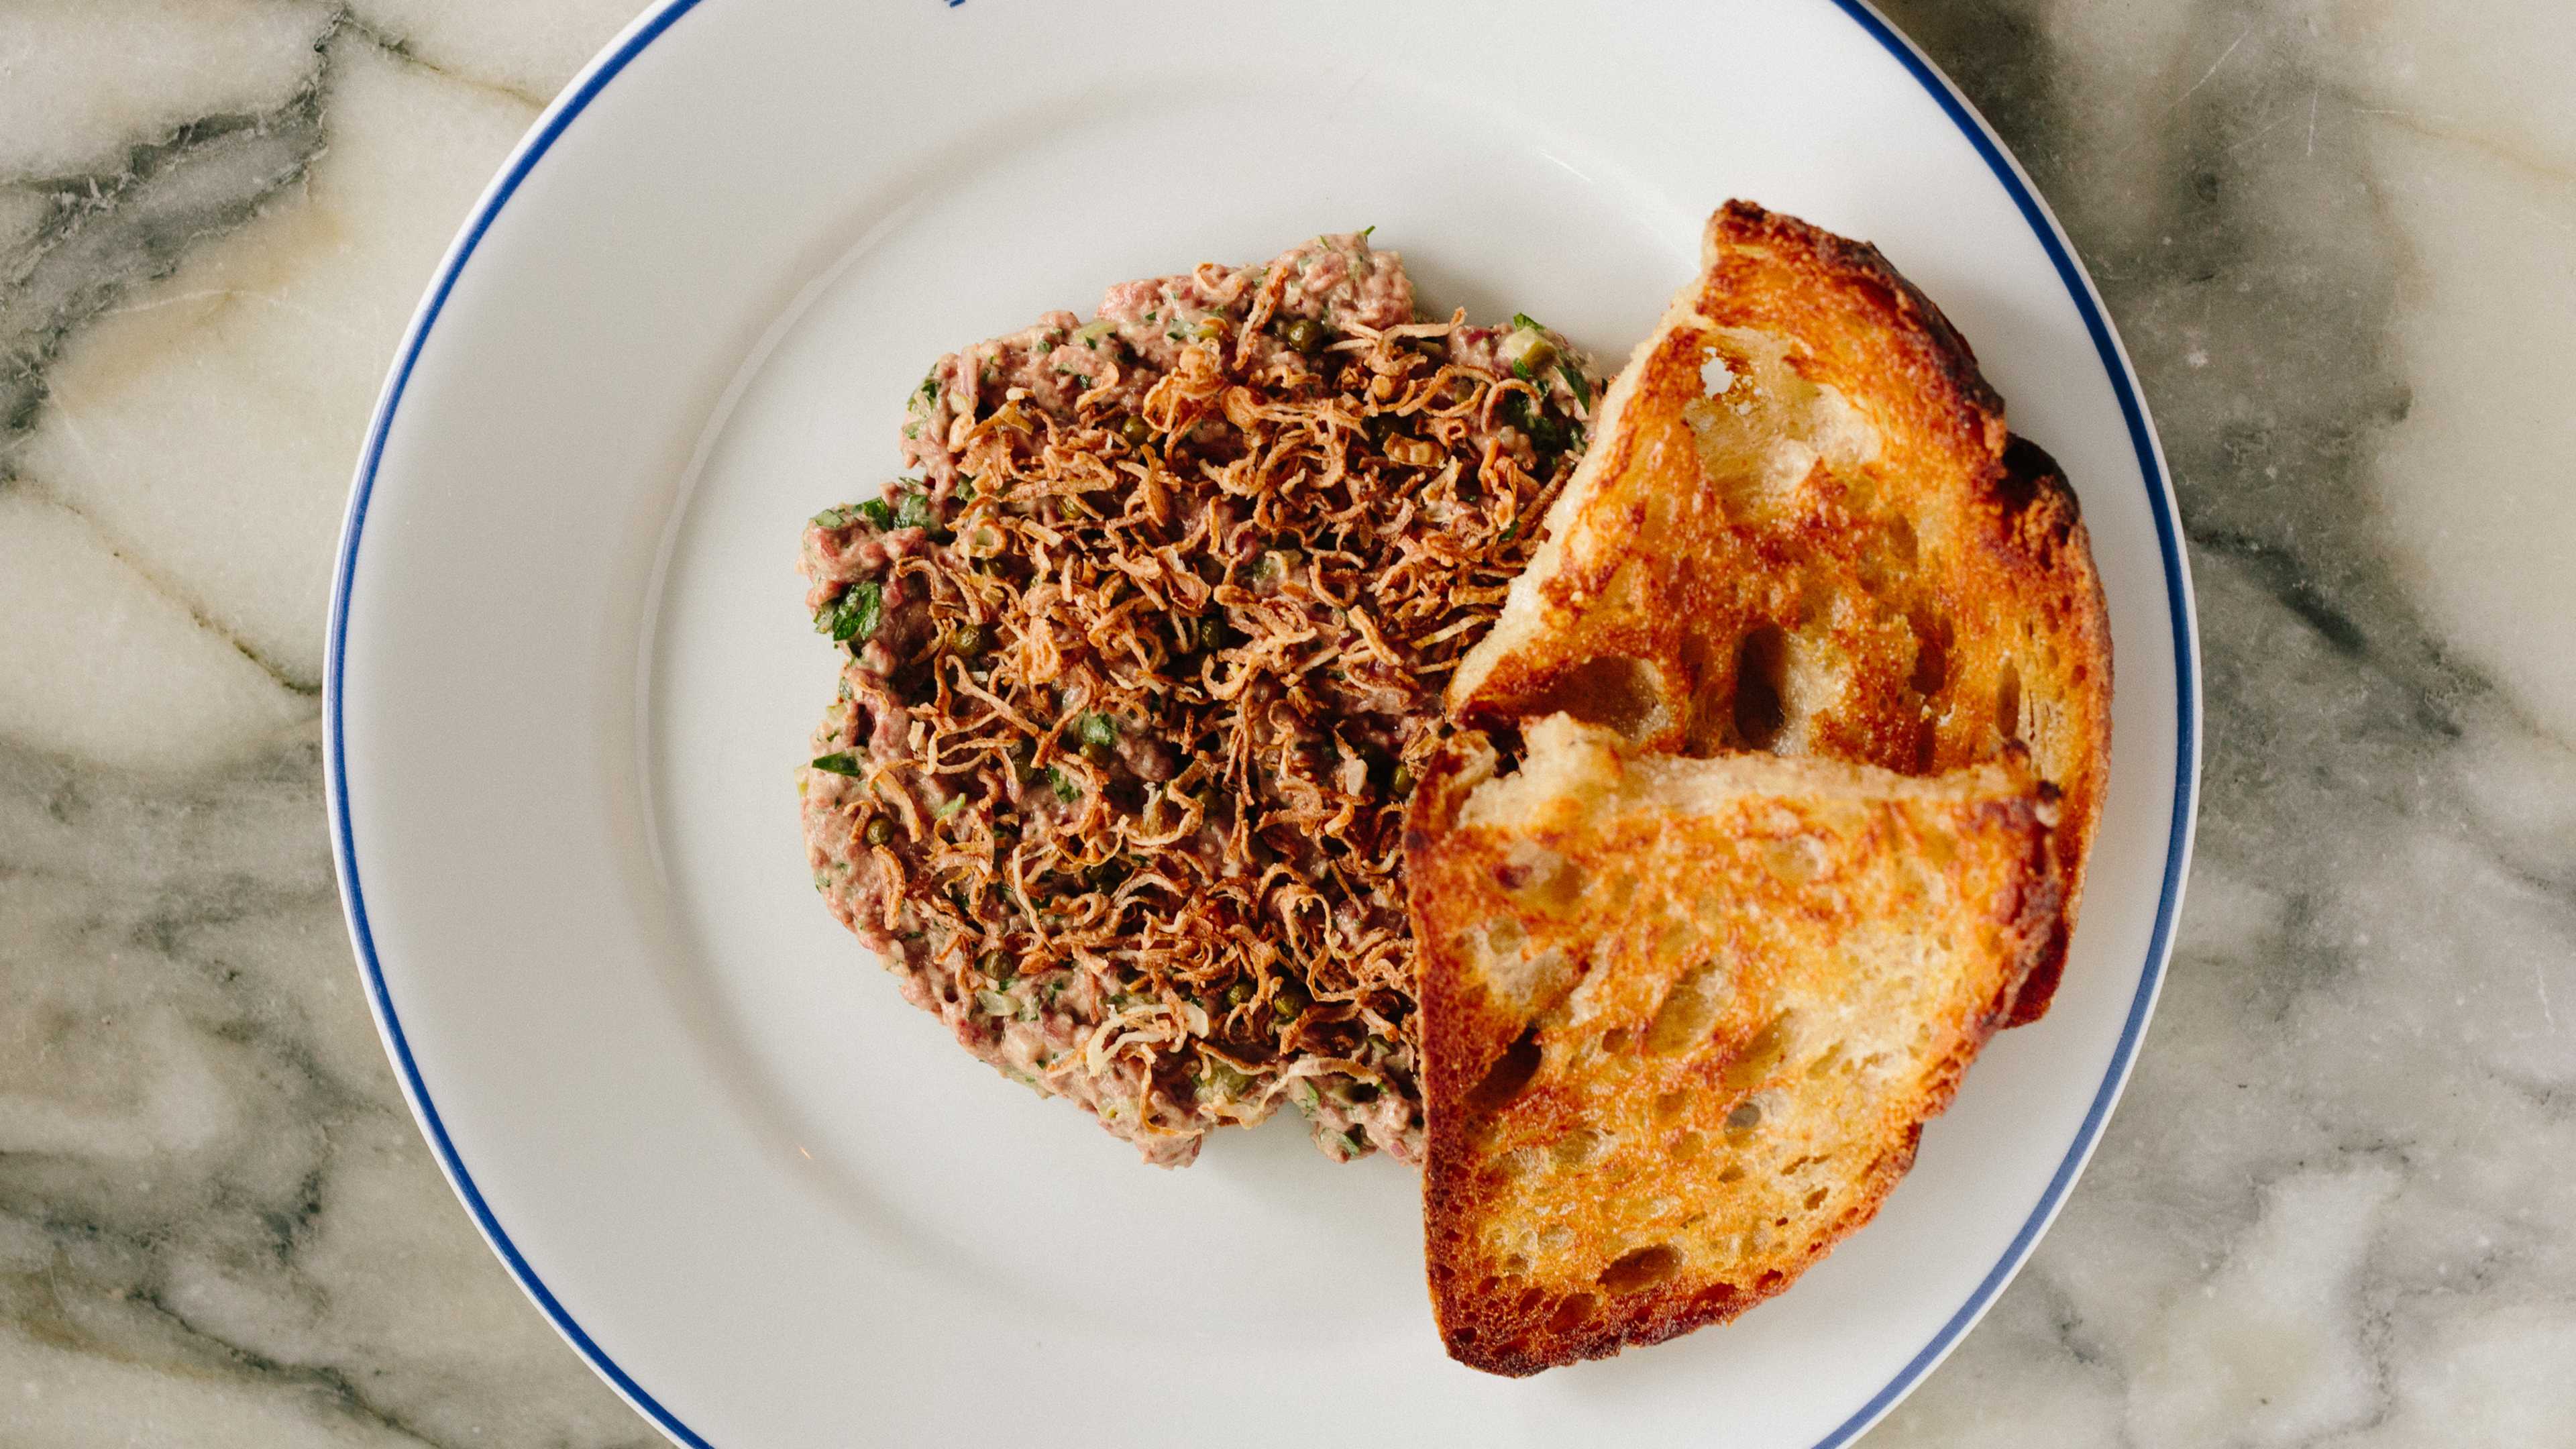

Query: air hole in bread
[1468,1029,1544,1112]
[1908,611,1949,696]
[1599,1244,1683,1295]
[1600,1026,1637,1055]
[1486,918,1525,957]
[1502,1253,1530,1276]
[1452,1327,1480,1347]
[1886,515,1917,564]
[1652,917,1695,963]
[1551,1129,1607,1170]
[1995,659,2023,743]
[1652,1088,1691,1122]
[1719,1014,1792,1091]
[1606,870,1640,912]
[1725,1100,1764,1133]
[1762,837,1819,884]
[1485,943,1574,1016]
[1646,962,1728,1054]
[1501,847,1587,916]
[1839,464,1878,515]
[1732,626,1789,751]
[1546,1293,1599,1333]
[1804,1187,1829,1211]
[1679,629,1727,757]
[1527,654,1668,742]
[1671,1129,1707,1160]
[1807,1042,1845,1078]
[1717,1164,1746,1183]
[1794,577,1839,629]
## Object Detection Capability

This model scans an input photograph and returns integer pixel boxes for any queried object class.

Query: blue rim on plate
[323,3,2199,1444]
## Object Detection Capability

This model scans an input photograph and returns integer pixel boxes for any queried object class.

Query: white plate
[327,1,2199,1444]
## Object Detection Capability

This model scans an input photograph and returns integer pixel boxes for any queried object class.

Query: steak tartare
[799,232,1598,1166]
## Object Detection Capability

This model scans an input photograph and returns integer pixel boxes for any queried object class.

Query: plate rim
[321,2,2203,1444]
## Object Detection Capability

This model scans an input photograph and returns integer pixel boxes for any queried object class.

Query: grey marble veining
[3,1,2571,1444]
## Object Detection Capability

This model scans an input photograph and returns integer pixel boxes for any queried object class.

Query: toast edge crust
[1989,435,2110,1024]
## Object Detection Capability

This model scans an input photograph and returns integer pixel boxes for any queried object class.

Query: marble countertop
[4,1,2571,1444]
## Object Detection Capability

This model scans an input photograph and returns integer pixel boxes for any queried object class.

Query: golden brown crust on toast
[1407,717,2065,1375]
[1447,202,2109,1025]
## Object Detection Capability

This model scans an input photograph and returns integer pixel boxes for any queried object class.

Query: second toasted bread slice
[1448,201,2108,1024]
[1407,715,2063,1376]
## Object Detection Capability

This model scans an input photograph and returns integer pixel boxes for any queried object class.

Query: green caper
[1118,413,1153,447]
[863,816,895,847]
[1390,765,1415,798]
[1198,1057,1248,1096]
[1281,317,1328,355]
[1197,613,1230,652]
[1272,978,1311,1019]
[1194,316,1227,342]
[949,622,987,656]
[1224,980,1252,1008]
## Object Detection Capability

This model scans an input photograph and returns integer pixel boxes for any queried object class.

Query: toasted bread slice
[1448,202,2108,1024]
[1406,715,2064,1375]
